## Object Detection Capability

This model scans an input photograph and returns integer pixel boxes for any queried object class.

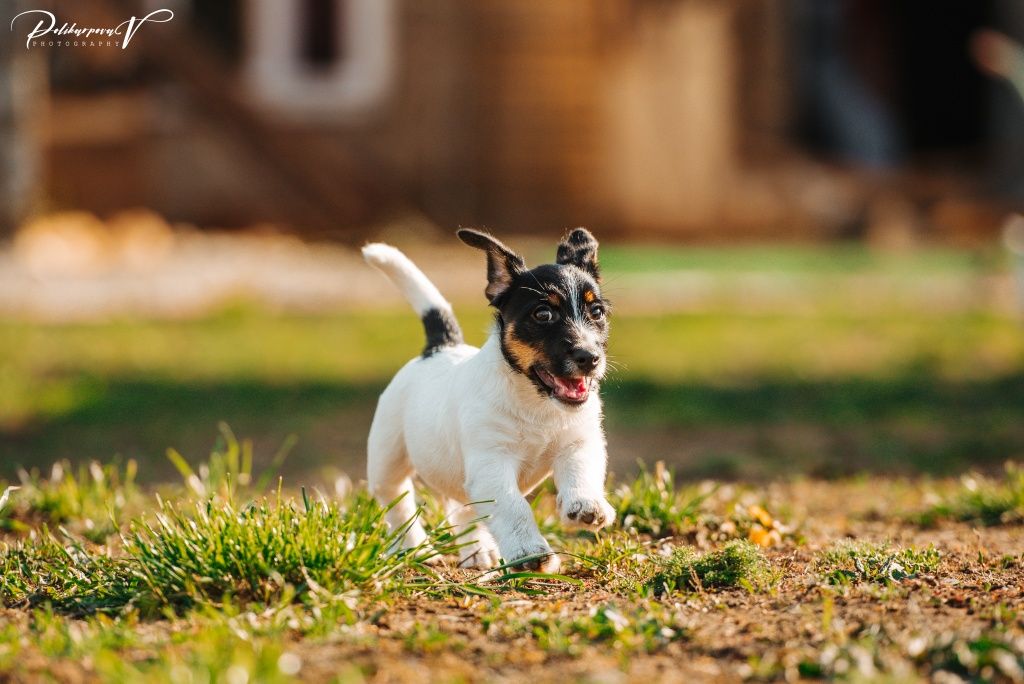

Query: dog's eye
[589,304,605,320]
[532,305,555,323]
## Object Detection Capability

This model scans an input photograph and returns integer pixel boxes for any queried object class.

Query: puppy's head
[457,228,609,406]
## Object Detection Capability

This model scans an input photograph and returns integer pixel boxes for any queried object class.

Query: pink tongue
[553,376,588,400]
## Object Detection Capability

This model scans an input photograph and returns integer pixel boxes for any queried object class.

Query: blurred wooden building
[7,0,1024,242]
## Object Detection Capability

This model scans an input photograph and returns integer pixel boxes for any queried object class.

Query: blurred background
[2,0,1023,484]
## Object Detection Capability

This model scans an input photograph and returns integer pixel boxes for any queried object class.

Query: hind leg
[366,414,431,555]
[445,500,501,569]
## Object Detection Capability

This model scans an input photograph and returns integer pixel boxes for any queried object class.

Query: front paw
[505,543,560,573]
[558,493,616,530]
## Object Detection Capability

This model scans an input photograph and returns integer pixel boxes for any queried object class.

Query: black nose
[570,348,601,371]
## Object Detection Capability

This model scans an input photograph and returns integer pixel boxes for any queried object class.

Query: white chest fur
[392,334,600,502]
[366,328,612,572]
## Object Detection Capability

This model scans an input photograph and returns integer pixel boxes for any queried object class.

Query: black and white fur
[362,228,614,571]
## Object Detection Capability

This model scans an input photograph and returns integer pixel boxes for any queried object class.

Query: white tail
[361,243,451,315]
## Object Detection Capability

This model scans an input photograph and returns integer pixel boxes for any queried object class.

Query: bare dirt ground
[282,479,1022,683]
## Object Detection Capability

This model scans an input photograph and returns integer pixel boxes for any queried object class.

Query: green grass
[1,439,595,619]
[815,541,941,586]
[646,540,773,595]
[1,533,140,615]
[595,243,1001,275]
[124,490,455,609]
[918,462,1024,526]
[1,242,1020,681]
[1,490,469,616]
[0,444,781,617]
[1,459,140,541]
[609,462,709,538]
[2,307,1023,481]
[0,447,1020,682]
[0,426,284,544]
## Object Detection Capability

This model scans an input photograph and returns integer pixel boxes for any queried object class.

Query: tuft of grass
[2,442,590,619]
[1,486,480,616]
[647,540,773,595]
[816,541,940,586]
[918,462,1024,527]
[610,462,710,538]
[0,492,469,615]
[2,460,139,541]
[0,532,140,615]
[122,489,455,609]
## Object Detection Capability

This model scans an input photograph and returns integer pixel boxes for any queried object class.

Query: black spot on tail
[422,308,463,357]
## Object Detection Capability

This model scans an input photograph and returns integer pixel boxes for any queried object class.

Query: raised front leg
[553,436,615,531]
[464,452,560,573]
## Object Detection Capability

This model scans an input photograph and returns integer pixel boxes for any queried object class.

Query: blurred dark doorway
[192,0,244,64]
[793,0,994,168]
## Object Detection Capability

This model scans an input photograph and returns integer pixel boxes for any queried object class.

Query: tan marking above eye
[547,293,561,306]
[584,291,595,303]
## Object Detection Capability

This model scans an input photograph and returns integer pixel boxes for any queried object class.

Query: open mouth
[533,367,591,404]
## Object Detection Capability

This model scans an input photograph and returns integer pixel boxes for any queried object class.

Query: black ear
[556,227,600,281]
[456,228,526,304]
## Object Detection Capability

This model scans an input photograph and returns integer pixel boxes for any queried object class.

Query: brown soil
[293,479,1024,683]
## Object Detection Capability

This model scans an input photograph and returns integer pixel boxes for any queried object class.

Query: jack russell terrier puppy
[362,228,615,572]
